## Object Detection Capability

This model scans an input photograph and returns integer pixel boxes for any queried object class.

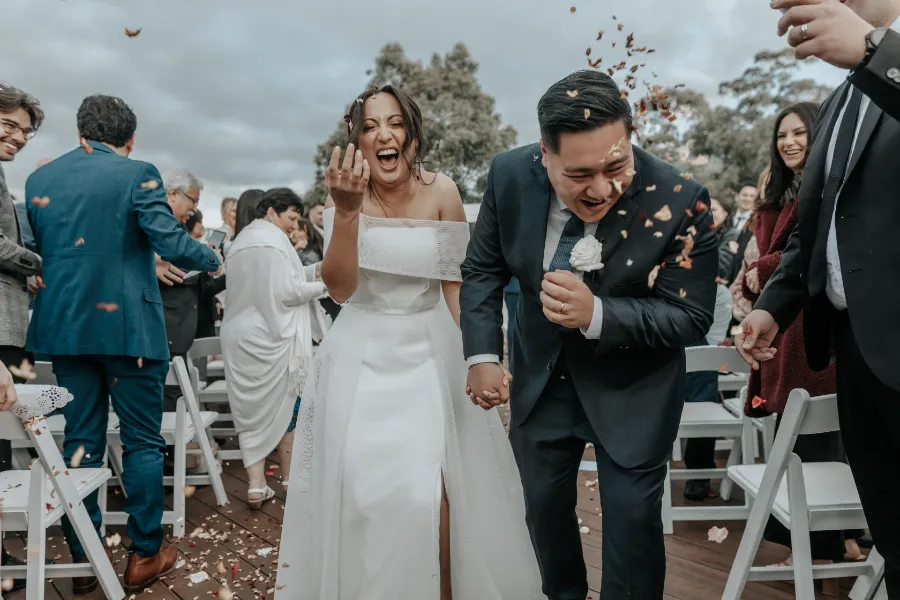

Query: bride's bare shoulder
[424,172,466,223]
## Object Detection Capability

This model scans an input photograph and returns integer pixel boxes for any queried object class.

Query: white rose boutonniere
[569,237,604,272]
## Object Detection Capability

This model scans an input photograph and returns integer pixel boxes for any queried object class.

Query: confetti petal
[9,359,36,381]
[567,89,579,97]
[648,264,661,288]
[584,108,591,119]
[751,396,767,409]
[708,526,729,544]
[95,303,119,312]
[125,27,142,38]
[75,238,85,247]
[653,205,672,222]
[140,179,159,190]
[673,184,683,193]
[31,196,50,208]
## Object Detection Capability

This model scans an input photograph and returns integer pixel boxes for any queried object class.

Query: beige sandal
[247,486,275,510]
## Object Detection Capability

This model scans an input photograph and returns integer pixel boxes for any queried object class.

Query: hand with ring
[540,270,595,329]
[773,0,873,69]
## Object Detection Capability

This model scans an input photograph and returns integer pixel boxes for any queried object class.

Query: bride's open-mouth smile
[376,147,400,171]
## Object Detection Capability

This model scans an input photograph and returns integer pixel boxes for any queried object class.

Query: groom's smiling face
[541,119,634,223]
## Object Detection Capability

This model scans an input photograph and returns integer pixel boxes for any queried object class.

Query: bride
[275,86,545,599]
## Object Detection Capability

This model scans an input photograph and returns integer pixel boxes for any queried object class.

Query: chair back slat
[685,346,751,375]
[794,391,840,436]
[0,412,30,441]
[29,361,57,386]
[188,337,222,360]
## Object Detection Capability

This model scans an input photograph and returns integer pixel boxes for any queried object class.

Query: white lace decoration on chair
[326,212,471,282]
[10,385,73,420]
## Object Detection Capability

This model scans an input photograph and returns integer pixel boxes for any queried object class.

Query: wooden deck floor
[6,438,857,599]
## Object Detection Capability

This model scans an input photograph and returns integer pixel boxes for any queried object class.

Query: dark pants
[53,355,168,560]
[509,364,667,600]
[833,311,900,595]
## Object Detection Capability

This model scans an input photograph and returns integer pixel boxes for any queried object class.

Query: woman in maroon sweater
[743,102,864,584]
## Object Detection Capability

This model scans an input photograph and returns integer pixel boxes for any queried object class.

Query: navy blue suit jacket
[25,142,219,360]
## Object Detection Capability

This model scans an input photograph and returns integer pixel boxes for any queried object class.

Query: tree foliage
[305,43,517,205]
[637,49,832,198]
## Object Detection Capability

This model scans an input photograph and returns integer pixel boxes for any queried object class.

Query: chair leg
[173,399,187,539]
[762,416,776,462]
[786,454,816,600]
[672,437,682,463]
[661,463,674,535]
[849,547,885,600]
[107,445,126,498]
[720,437,741,502]
[26,463,47,600]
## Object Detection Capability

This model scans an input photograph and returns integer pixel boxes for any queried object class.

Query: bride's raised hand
[325,144,369,214]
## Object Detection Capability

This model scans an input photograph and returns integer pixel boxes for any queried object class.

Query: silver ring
[800,23,809,40]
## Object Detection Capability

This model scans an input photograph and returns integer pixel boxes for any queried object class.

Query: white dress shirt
[731,210,752,234]
[467,195,603,367]
[825,17,900,309]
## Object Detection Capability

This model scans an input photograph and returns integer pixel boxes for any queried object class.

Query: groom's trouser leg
[594,442,668,599]
[509,374,593,600]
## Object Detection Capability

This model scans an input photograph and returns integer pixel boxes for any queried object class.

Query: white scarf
[227,219,316,393]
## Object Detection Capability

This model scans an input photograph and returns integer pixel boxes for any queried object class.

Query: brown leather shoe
[123,546,178,593]
[72,549,115,595]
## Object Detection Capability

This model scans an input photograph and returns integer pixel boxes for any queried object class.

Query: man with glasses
[25,94,220,593]
[0,81,43,593]
[156,169,224,475]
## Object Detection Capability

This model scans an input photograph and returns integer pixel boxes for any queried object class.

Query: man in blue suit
[26,94,220,594]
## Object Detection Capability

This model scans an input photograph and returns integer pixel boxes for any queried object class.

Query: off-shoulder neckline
[324,207,466,226]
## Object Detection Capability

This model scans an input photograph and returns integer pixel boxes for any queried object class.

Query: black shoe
[857,532,874,549]
[1,553,28,592]
[683,479,717,501]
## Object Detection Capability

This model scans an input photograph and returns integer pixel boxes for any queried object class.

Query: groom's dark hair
[538,70,632,154]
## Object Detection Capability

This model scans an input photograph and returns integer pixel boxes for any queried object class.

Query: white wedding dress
[276,209,545,599]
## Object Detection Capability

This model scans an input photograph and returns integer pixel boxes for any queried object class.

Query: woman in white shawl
[220,188,327,509]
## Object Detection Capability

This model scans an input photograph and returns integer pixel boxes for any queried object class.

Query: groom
[460,70,718,599]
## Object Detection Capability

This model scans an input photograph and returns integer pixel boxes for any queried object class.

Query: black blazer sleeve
[594,187,717,352]
[753,223,807,331]
[459,158,511,359]
[851,29,900,120]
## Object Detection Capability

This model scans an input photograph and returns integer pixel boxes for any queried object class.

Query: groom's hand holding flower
[541,271,596,329]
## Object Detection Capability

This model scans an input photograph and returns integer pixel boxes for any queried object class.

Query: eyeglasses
[1,120,36,140]
[180,191,199,206]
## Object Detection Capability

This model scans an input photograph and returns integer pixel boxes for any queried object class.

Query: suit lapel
[519,168,552,289]
[798,83,846,226]
[844,98,883,178]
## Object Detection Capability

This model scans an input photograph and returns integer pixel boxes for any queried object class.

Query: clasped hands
[466,271,594,411]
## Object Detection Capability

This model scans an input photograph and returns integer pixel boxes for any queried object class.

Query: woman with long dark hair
[233,188,265,238]
[742,102,864,586]
[275,86,542,599]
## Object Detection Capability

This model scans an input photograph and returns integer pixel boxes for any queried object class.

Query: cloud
[1,0,843,226]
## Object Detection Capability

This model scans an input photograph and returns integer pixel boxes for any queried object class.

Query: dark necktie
[548,213,585,272]
[808,85,863,295]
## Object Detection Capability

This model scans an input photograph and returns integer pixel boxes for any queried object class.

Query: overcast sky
[2,0,844,226]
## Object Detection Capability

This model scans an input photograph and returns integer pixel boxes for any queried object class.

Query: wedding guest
[186,210,205,240]
[25,94,220,593]
[0,80,43,594]
[741,1,900,593]
[233,188,265,238]
[220,188,325,508]
[157,169,223,474]
[731,183,757,233]
[730,166,769,323]
[710,196,737,281]
[220,197,237,239]
[743,102,864,585]
[307,201,325,233]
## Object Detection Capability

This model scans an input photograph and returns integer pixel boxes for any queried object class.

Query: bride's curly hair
[343,85,427,183]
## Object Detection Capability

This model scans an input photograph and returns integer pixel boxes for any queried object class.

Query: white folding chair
[189,337,241,461]
[103,357,228,538]
[671,368,750,462]
[722,393,777,462]
[662,346,753,534]
[0,389,123,600]
[722,388,883,599]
